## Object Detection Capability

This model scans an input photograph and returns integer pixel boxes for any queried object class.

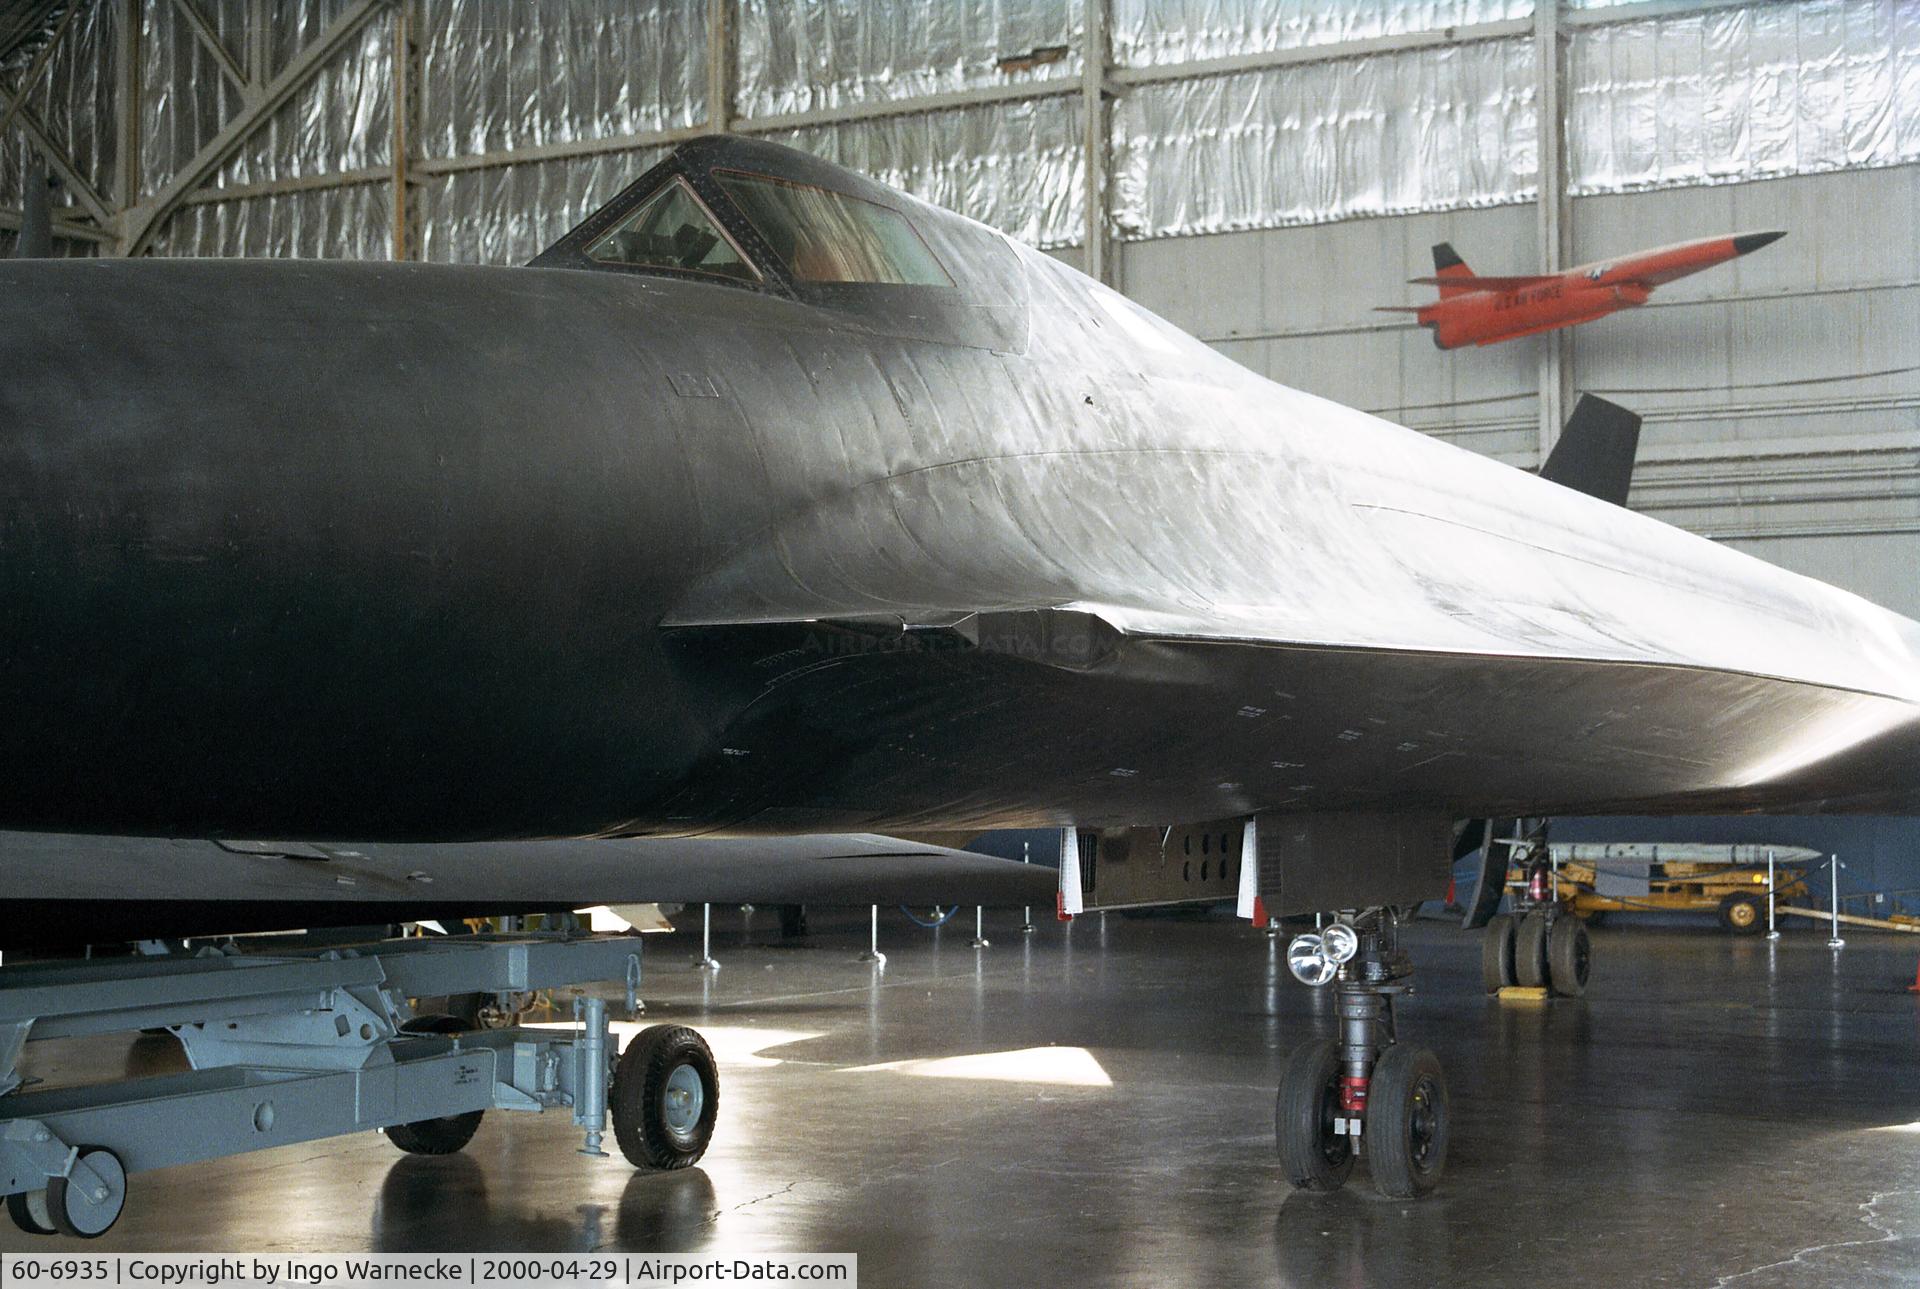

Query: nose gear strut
[1277,908,1449,1198]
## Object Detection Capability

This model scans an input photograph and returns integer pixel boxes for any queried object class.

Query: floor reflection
[371,1155,719,1253]
[1272,1188,1462,1289]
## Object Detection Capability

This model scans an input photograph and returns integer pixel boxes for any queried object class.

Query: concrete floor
[5,909,1920,1287]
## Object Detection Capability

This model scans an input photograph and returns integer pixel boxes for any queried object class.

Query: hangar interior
[3,0,1920,1280]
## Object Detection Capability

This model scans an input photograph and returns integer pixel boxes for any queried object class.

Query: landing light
[1322,922,1360,964]
[1287,933,1338,987]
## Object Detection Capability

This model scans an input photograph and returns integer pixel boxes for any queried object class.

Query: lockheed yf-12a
[3,136,1917,1200]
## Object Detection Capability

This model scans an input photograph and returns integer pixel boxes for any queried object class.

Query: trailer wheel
[384,1015,486,1155]
[46,1147,125,1239]
[612,1025,719,1170]
[6,1189,56,1236]
[1718,893,1764,935]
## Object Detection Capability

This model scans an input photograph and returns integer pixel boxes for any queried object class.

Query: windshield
[714,170,951,287]
[584,178,759,283]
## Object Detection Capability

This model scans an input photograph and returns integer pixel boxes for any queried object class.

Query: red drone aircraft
[1384,231,1785,349]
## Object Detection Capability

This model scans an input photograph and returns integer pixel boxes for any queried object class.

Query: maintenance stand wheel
[612,1025,719,1170]
[1481,913,1517,992]
[1719,893,1765,935]
[384,1015,486,1155]
[6,1189,56,1236]
[1514,911,1551,988]
[1276,1038,1355,1192]
[1364,1046,1449,1199]
[45,1147,126,1239]
[1548,917,1592,997]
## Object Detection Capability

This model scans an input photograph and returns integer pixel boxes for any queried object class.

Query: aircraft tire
[384,1015,486,1156]
[1718,893,1764,935]
[1481,914,1517,992]
[1514,912,1551,988]
[1276,1039,1354,1192]
[1365,1046,1448,1199]
[1548,916,1591,997]
[612,1025,719,1170]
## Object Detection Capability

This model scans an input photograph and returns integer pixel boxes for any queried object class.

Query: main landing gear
[1278,909,1449,1198]
[1481,847,1590,997]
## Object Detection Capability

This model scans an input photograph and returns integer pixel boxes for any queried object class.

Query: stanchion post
[694,903,720,972]
[1765,848,1781,941]
[970,905,989,949]
[1827,854,1845,949]
[859,904,887,964]
[1020,841,1036,934]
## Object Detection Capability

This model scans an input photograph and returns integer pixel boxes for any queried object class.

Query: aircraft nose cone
[1732,230,1786,256]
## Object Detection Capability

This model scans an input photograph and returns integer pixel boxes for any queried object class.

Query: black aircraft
[5,135,1920,1198]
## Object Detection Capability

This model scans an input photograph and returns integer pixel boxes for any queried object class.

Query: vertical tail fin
[1430,242,1475,298]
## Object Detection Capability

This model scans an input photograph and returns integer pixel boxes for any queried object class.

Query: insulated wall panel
[150,181,393,259]
[1111,36,1537,240]
[763,95,1083,248]
[736,0,1079,117]
[1112,0,1531,67]
[1569,0,1920,194]
[419,0,705,158]
[417,147,670,265]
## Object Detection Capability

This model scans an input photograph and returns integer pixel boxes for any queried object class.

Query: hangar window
[585,178,760,283]
[715,170,951,287]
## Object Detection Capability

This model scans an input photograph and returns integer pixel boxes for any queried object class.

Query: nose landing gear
[1278,908,1449,1198]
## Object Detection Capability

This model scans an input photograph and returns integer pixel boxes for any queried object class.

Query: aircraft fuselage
[0,149,1914,841]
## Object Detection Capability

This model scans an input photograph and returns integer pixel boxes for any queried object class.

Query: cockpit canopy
[533,136,1027,352]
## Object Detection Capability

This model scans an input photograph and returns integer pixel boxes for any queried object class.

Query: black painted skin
[5,136,1920,846]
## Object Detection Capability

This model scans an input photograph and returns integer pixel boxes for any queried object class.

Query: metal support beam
[246,0,271,85]
[1110,19,1533,88]
[1534,1,1571,461]
[389,0,420,261]
[0,0,83,146]
[118,0,386,257]
[1562,0,1754,25]
[739,78,1079,134]
[0,88,110,225]
[168,0,248,94]
[181,165,396,203]
[706,0,732,135]
[115,0,141,222]
[414,125,711,178]
[1082,0,1110,284]
[0,207,110,243]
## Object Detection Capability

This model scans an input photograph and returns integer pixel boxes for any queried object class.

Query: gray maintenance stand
[0,933,719,1239]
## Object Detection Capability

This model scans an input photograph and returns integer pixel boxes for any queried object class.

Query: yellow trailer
[1509,843,1817,934]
